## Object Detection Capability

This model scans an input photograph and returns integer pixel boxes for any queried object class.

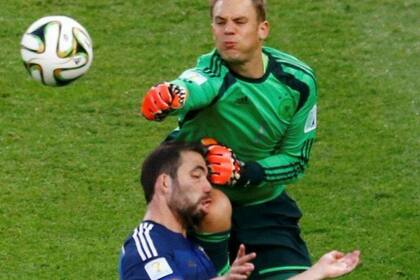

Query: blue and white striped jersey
[119,220,217,280]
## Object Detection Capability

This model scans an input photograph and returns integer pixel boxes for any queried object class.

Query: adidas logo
[235,96,249,105]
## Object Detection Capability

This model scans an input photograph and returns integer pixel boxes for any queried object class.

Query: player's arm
[203,73,317,188]
[140,69,220,121]
[287,250,360,280]
[252,73,317,186]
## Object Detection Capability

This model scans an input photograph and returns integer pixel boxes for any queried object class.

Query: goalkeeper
[141,0,320,279]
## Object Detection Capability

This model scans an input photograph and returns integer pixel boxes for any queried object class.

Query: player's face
[168,151,212,227]
[211,0,269,65]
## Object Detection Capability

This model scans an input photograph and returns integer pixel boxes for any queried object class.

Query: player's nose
[202,178,212,193]
[224,21,235,34]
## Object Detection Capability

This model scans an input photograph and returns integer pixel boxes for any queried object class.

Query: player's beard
[176,202,206,229]
[168,180,208,229]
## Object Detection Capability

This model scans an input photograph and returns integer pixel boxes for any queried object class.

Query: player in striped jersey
[119,141,256,280]
[139,0,357,279]
[119,141,360,279]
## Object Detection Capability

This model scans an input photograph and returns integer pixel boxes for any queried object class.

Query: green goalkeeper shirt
[171,47,317,205]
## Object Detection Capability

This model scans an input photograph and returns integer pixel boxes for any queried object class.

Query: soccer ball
[20,16,93,86]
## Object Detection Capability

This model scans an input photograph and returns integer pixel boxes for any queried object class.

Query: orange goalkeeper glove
[201,138,265,187]
[201,138,242,186]
[141,82,187,121]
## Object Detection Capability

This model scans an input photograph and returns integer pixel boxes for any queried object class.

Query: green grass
[1,0,419,279]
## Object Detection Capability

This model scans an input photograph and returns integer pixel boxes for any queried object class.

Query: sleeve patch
[180,69,207,85]
[144,257,173,280]
[304,105,317,133]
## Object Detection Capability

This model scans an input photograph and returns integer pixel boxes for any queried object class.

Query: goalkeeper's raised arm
[140,63,228,122]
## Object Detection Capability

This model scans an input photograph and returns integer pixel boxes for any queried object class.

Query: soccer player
[119,141,256,280]
[140,0,347,279]
[119,141,360,280]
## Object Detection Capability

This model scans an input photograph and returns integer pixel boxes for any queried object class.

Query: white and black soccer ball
[20,16,93,86]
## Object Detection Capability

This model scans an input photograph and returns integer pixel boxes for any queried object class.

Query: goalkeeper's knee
[197,188,232,233]
[193,189,232,275]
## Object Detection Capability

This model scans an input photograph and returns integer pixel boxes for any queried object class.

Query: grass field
[1,0,419,279]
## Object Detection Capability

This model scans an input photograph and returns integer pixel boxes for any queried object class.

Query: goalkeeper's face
[167,151,212,227]
[211,0,269,66]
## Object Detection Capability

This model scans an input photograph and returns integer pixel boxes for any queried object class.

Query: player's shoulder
[264,46,316,81]
[123,221,178,263]
[120,221,182,279]
[182,49,229,80]
[178,50,228,88]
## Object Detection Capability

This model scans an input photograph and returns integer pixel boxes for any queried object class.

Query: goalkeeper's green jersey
[171,47,317,205]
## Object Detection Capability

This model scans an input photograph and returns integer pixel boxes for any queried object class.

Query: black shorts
[229,191,311,279]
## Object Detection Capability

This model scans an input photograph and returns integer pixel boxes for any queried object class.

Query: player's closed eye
[214,17,226,25]
[191,172,203,179]
[234,19,247,25]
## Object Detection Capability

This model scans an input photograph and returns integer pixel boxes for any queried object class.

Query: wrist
[307,262,325,280]
[236,161,264,187]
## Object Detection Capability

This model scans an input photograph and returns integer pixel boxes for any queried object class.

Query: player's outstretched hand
[201,138,242,186]
[141,82,187,121]
[289,250,360,280]
[214,244,255,280]
[314,250,360,279]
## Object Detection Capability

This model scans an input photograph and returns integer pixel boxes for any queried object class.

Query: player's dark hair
[209,0,267,22]
[140,141,206,204]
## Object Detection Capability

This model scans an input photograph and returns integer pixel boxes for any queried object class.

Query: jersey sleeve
[256,71,317,185]
[170,68,221,115]
[121,253,185,280]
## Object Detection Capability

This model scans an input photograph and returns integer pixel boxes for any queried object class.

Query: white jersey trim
[133,227,147,260]
[144,223,158,257]
[133,222,158,261]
